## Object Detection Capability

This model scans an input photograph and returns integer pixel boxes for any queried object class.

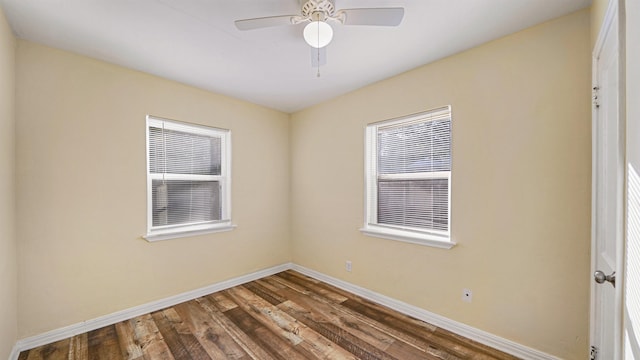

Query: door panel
[591,1,623,358]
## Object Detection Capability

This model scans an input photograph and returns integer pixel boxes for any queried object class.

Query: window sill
[143,224,237,242]
[359,226,456,249]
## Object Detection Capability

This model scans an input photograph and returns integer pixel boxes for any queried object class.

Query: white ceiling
[0,0,591,113]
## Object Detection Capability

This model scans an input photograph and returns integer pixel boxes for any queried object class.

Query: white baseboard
[291,264,561,360]
[8,345,19,360]
[12,262,292,355]
[11,262,558,360]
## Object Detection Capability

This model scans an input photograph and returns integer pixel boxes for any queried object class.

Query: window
[361,106,454,249]
[144,116,234,241]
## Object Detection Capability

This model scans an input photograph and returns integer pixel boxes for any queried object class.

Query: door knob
[594,270,615,287]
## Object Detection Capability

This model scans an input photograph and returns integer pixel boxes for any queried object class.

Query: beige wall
[291,10,591,360]
[0,6,17,360]
[15,41,291,337]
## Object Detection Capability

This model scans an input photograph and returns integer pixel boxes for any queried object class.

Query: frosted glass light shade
[303,21,333,48]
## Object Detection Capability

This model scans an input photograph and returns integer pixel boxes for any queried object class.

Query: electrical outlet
[345,260,352,272]
[462,289,472,303]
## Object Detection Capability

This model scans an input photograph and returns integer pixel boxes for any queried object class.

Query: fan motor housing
[301,0,336,18]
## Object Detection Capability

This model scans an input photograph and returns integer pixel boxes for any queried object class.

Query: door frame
[590,0,626,357]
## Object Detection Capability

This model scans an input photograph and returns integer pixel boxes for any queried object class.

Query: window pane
[152,180,221,227]
[149,127,221,175]
[377,178,448,231]
[378,119,451,174]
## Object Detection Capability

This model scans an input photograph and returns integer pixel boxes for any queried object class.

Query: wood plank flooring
[18,270,520,360]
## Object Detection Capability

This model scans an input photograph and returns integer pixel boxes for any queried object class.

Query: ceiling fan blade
[235,15,296,31]
[340,8,404,26]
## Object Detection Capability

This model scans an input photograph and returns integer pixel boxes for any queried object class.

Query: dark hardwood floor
[18,270,520,360]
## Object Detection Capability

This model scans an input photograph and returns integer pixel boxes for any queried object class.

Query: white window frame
[361,106,455,249]
[144,115,235,242]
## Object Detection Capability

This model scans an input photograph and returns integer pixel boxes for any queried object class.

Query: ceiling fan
[235,0,405,49]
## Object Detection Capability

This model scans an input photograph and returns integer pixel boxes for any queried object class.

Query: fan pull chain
[316,21,321,77]
[317,47,321,78]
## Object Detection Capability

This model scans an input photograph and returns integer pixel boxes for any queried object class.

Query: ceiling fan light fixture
[303,20,333,48]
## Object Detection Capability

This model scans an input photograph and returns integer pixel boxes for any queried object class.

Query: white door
[591,1,624,358]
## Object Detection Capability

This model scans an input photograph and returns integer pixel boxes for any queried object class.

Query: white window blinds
[364,106,452,245]
[145,116,232,241]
